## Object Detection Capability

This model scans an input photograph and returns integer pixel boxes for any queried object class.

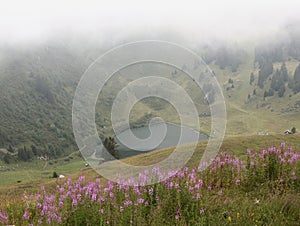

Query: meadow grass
[0,153,85,186]
[0,135,299,225]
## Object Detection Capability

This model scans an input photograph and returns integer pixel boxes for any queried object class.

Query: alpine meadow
[0,1,300,225]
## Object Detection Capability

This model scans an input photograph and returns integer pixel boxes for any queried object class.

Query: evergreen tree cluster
[1,143,64,163]
[35,77,55,103]
[292,64,300,93]
[257,61,273,89]
[17,146,33,162]
[252,62,300,99]
[103,136,119,161]
[263,89,275,98]
[255,43,284,67]
[270,63,288,97]
[203,46,244,72]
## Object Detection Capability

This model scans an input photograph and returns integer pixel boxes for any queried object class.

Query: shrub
[52,171,58,178]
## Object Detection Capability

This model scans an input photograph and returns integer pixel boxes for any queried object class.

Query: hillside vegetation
[0,23,300,163]
[0,135,299,225]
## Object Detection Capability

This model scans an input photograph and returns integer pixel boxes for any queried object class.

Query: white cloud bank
[0,0,299,43]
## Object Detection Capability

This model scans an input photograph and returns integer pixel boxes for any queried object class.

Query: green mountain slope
[0,42,87,155]
[0,24,300,161]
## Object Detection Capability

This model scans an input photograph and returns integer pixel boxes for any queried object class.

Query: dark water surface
[116,122,208,158]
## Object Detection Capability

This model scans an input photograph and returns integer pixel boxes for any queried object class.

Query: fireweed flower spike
[1,144,298,225]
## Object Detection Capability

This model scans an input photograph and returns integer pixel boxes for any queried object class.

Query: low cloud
[0,0,299,44]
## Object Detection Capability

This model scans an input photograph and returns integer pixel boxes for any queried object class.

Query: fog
[0,0,300,44]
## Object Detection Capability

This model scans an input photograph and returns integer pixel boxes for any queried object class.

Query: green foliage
[294,64,300,81]
[103,136,119,160]
[0,44,82,158]
[258,60,273,89]
[1,144,299,225]
[280,62,289,82]
[245,146,298,191]
[17,146,33,162]
[8,144,14,153]
[0,129,10,147]
[268,66,288,97]
[31,145,37,155]
[35,77,55,103]
[0,36,300,167]
[264,88,274,98]
[278,85,286,97]
[293,63,300,93]
[255,43,284,66]
[202,45,245,72]
[291,127,296,134]
[216,47,243,72]
[52,171,58,178]
[3,153,16,164]
[271,69,284,92]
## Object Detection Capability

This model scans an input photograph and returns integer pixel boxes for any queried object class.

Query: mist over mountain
[2,3,300,226]
[1,0,300,163]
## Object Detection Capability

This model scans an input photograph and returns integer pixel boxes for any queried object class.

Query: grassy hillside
[0,134,299,225]
[0,29,300,162]
[1,133,299,189]
[0,42,86,154]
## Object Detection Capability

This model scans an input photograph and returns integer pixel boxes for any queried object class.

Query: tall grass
[1,143,299,225]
